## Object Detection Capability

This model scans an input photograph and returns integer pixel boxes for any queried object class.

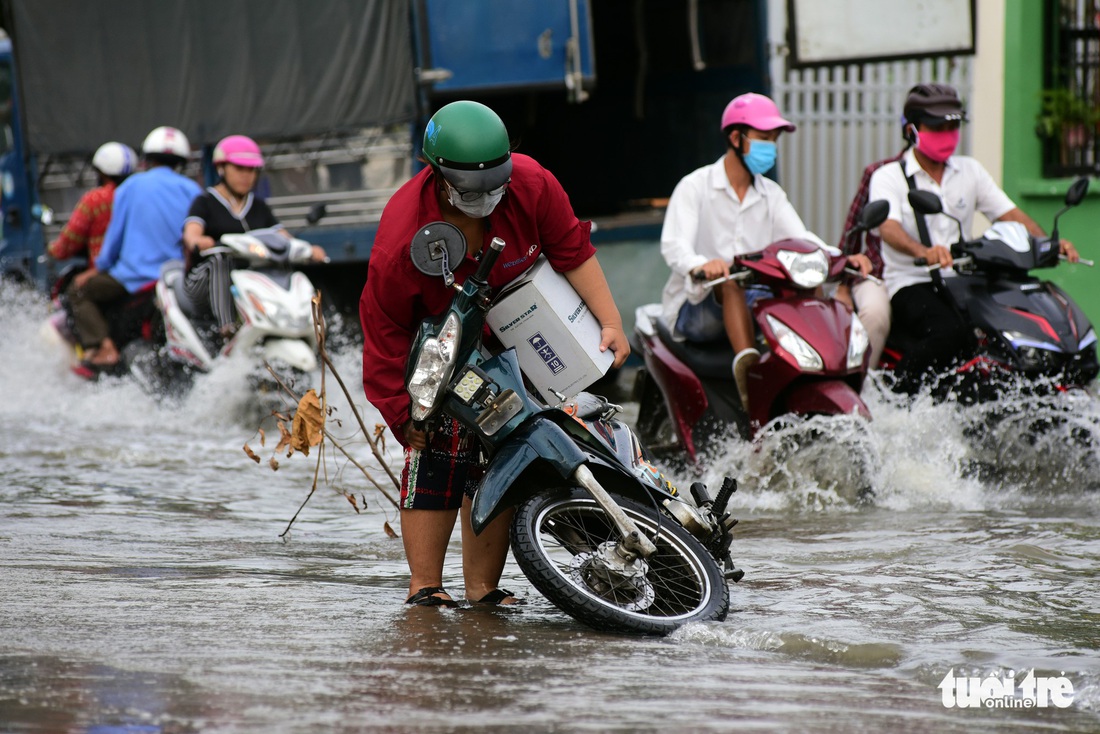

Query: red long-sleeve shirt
[360,153,596,442]
[46,181,117,261]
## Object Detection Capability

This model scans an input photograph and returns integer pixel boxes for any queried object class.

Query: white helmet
[141,126,191,159]
[91,142,138,177]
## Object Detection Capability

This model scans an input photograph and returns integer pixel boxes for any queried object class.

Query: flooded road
[2,281,1099,733]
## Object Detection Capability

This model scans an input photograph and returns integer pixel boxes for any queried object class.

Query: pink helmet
[212,135,264,168]
[720,93,796,133]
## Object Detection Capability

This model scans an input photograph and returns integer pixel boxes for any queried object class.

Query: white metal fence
[772,56,973,247]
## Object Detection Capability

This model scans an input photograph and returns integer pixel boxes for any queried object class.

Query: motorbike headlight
[776,249,829,289]
[408,313,461,420]
[847,313,869,370]
[1080,328,1097,350]
[765,313,823,372]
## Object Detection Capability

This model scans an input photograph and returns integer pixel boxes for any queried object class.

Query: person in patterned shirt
[47,142,137,267]
[836,149,905,370]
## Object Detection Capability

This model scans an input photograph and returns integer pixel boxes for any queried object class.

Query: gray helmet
[422,101,512,192]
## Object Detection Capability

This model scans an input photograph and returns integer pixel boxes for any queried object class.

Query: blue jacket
[96,166,202,292]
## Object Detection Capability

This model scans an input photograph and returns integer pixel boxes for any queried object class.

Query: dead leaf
[383,521,399,538]
[243,444,261,464]
[290,389,324,455]
[258,428,266,447]
[373,423,387,453]
[344,492,360,513]
[269,457,279,471]
[274,421,291,454]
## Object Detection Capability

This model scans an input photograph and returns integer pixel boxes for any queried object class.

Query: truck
[0,0,767,312]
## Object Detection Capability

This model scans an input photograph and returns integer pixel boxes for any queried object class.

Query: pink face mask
[916,128,960,162]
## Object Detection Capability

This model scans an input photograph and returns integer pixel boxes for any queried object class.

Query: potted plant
[1035,87,1099,167]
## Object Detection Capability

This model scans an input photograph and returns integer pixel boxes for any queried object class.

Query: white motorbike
[156,228,321,398]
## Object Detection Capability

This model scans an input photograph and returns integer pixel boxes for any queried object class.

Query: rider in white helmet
[47,141,137,264]
[67,126,202,371]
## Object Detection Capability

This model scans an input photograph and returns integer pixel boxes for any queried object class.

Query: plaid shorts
[400,417,485,510]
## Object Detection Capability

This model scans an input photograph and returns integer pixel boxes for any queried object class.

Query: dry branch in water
[241,292,402,539]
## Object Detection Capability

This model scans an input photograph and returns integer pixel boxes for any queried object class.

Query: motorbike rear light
[408,313,461,420]
[847,314,869,370]
[765,314,823,371]
[776,249,829,289]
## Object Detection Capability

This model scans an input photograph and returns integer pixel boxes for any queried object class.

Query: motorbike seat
[160,260,201,318]
[654,317,736,381]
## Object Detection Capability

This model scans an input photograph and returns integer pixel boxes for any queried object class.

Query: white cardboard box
[487,257,614,403]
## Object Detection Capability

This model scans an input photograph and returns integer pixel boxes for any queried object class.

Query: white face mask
[445,180,505,218]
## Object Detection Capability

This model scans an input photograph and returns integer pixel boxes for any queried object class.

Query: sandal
[473,588,523,606]
[405,586,458,608]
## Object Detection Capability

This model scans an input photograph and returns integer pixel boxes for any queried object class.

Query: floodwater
[2,280,1100,734]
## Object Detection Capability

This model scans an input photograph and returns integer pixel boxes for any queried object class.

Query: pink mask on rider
[916,128,960,163]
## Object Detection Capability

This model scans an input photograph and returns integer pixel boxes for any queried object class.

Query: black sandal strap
[406,586,458,607]
[475,588,520,605]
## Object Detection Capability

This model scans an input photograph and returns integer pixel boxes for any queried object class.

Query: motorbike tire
[511,487,729,635]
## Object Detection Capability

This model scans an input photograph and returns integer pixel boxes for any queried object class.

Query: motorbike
[155,228,321,399]
[404,222,742,635]
[880,177,1098,400]
[631,202,890,463]
[40,257,165,383]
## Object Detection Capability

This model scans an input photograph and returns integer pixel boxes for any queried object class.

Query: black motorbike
[404,223,743,635]
[881,177,1098,399]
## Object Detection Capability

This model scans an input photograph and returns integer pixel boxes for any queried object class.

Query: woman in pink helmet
[659,92,870,410]
[181,134,325,340]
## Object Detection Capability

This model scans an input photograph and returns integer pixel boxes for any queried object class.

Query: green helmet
[422,101,512,192]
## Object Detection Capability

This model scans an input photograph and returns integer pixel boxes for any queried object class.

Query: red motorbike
[631,203,888,463]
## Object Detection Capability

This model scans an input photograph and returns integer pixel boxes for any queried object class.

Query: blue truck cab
[0,36,47,288]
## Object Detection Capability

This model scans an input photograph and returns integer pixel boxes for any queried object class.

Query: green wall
[1002,0,1100,329]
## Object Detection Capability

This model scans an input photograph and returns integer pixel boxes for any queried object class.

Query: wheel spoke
[535,500,710,619]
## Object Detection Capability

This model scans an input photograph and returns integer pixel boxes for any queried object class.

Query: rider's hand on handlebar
[846,253,873,276]
[310,245,328,262]
[599,324,631,369]
[403,420,428,451]
[1059,238,1080,263]
[692,258,731,282]
[922,245,954,269]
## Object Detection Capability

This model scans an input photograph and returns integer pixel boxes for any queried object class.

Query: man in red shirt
[360,100,629,607]
[47,142,137,266]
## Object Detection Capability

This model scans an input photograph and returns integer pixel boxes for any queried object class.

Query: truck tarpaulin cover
[0,0,416,154]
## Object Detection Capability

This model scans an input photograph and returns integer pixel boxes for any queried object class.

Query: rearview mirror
[306,203,328,225]
[1065,176,1090,208]
[908,190,943,216]
[410,221,466,287]
[858,200,890,231]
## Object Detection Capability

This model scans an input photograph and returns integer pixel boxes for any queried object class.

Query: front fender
[470,418,587,534]
[262,338,318,371]
[783,380,870,420]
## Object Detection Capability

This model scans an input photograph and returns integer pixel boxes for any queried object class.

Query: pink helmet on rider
[720,93,796,133]
[212,135,264,168]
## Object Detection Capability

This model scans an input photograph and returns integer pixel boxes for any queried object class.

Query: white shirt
[660,157,826,329]
[869,149,1016,297]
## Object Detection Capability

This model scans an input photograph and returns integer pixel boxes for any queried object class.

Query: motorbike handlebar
[844,268,883,286]
[1062,254,1095,267]
[695,270,751,290]
[919,256,973,272]
[472,237,506,283]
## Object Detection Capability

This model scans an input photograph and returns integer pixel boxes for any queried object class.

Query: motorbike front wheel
[511,487,729,635]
